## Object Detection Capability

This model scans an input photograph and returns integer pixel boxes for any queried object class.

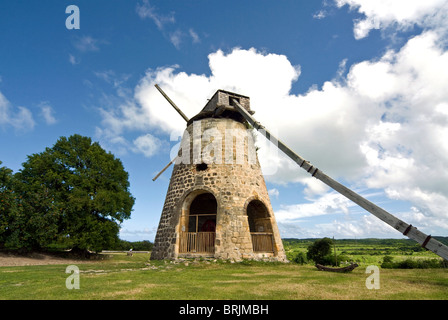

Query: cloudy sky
[1,0,448,241]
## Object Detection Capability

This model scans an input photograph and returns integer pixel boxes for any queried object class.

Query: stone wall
[150,118,287,262]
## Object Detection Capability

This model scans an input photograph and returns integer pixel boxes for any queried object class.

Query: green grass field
[283,238,448,265]
[1,251,447,300]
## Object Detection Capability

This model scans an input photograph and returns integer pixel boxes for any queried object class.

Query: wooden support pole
[231,98,448,261]
[152,84,189,182]
[152,157,177,181]
[155,84,189,122]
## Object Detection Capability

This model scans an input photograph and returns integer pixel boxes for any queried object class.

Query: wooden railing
[251,232,274,253]
[179,232,273,254]
[179,232,215,254]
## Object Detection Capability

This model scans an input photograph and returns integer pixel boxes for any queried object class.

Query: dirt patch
[0,251,102,267]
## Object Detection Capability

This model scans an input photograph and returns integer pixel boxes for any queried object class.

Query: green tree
[0,161,20,248]
[292,251,308,264]
[306,237,333,265]
[14,134,135,252]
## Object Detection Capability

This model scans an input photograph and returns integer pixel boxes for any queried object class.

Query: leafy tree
[14,134,135,252]
[132,240,153,251]
[0,161,20,248]
[382,255,394,264]
[306,237,333,265]
[0,162,13,241]
[292,251,308,264]
[110,239,154,251]
[0,162,33,250]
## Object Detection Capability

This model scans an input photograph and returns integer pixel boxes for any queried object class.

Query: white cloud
[132,133,162,158]
[120,40,448,186]
[119,227,157,241]
[268,188,279,199]
[315,214,397,238]
[68,54,79,65]
[189,28,200,43]
[39,102,57,125]
[313,10,327,19]
[278,213,397,239]
[73,35,101,52]
[136,0,175,30]
[91,0,448,239]
[0,91,35,131]
[97,23,448,237]
[94,70,132,98]
[400,206,448,231]
[275,191,356,222]
[95,127,130,157]
[335,0,448,39]
[136,1,201,49]
[95,100,152,157]
[93,70,166,158]
[169,30,183,49]
[356,31,448,221]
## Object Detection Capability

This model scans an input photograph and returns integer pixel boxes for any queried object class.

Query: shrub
[418,259,441,269]
[307,238,333,265]
[321,254,338,266]
[337,254,350,264]
[398,258,418,269]
[292,252,308,265]
[381,257,447,269]
[441,259,448,268]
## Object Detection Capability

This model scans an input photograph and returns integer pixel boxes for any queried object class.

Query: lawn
[1,252,447,300]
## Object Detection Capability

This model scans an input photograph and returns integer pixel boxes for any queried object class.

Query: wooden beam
[155,84,189,122]
[152,85,189,181]
[152,157,177,181]
[231,98,448,261]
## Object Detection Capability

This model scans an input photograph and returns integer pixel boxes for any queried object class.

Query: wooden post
[333,236,337,266]
[152,84,189,181]
[155,84,189,122]
[231,98,448,261]
[152,157,177,181]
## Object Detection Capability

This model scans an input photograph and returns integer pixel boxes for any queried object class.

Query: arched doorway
[179,192,217,254]
[247,200,275,253]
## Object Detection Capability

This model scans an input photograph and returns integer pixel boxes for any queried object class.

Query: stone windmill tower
[151,89,287,261]
[151,87,448,264]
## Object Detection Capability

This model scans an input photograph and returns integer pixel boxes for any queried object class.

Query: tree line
[0,134,135,253]
[114,239,153,251]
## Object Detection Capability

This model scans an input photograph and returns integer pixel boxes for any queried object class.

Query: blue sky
[1,0,448,241]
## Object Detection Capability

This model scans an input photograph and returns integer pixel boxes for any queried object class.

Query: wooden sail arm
[231,98,448,261]
[152,157,177,181]
[155,84,189,122]
[152,84,189,181]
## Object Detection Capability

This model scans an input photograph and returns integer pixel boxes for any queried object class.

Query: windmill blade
[152,84,189,181]
[155,84,189,122]
[152,157,177,181]
[231,98,448,261]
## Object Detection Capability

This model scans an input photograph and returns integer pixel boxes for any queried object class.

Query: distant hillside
[282,237,448,246]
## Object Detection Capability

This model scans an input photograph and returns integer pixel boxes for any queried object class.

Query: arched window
[179,192,216,254]
[247,200,272,233]
[189,193,217,232]
[247,200,274,253]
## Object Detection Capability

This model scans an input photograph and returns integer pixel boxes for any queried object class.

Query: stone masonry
[150,90,287,262]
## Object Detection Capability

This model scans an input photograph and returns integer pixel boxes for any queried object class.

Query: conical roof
[187,90,254,126]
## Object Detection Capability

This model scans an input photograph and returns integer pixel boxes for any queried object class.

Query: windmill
[151,85,448,262]
[151,86,286,261]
